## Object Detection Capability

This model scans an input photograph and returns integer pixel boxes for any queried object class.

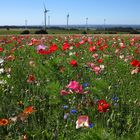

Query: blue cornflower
[63,105,69,109]
[89,123,95,128]
[82,82,90,88]
[112,96,119,102]
[70,109,77,114]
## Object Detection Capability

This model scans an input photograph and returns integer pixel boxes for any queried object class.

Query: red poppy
[88,41,93,45]
[70,60,77,67]
[0,47,3,52]
[49,44,58,52]
[76,43,80,48]
[98,100,109,113]
[97,59,103,63]
[96,40,101,46]
[89,46,96,52]
[27,75,36,83]
[98,100,107,104]
[135,49,139,54]
[62,43,69,50]
[130,60,140,67]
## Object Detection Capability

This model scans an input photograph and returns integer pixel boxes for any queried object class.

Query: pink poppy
[92,54,98,59]
[66,81,83,93]
[36,45,46,52]
[92,66,101,75]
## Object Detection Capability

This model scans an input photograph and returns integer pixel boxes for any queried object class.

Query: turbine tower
[104,18,106,31]
[25,19,28,29]
[86,17,88,31]
[67,13,69,30]
[48,16,50,28]
[44,3,50,31]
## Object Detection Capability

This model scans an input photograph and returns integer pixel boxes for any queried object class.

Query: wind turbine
[43,3,50,31]
[67,13,69,30]
[104,18,106,31]
[25,19,28,29]
[86,17,88,31]
[48,16,50,28]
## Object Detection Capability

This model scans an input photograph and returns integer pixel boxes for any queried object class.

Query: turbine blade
[43,3,46,11]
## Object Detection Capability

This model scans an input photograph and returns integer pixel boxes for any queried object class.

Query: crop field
[0,29,95,35]
[0,34,140,140]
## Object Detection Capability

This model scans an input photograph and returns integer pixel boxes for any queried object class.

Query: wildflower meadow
[0,34,140,140]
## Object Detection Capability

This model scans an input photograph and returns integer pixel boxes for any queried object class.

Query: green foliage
[35,30,48,34]
[21,30,30,34]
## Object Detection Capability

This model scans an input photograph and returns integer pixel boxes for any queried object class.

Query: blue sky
[0,0,140,25]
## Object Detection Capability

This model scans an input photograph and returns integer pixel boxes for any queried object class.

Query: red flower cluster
[130,60,140,67]
[38,44,58,55]
[98,100,109,113]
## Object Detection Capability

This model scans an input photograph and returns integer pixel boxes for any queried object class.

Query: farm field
[0,29,94,35]
[0,34,140,140]
[1,28,139,35]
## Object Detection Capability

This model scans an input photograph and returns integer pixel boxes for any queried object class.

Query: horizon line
[0,24,140,26]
